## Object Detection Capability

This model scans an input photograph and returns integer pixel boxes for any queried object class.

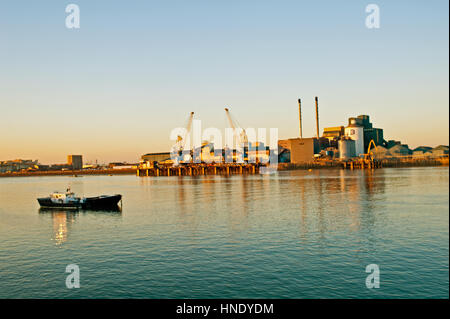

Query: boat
[37,188,122,210]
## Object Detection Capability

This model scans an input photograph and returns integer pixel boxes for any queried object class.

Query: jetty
[136,163,261,177]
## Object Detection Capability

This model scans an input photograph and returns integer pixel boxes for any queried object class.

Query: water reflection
[39,207,121,245]
[166,170,388,239]
[38,209,77,245]
[286,169,388,239]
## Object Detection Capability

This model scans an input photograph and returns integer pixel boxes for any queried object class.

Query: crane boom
[176,112,194,153]
[224,108,235,130]
[224,107,248,146]
[181,112,194,151]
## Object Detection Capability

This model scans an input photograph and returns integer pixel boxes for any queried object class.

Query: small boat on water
[37,188,122,210]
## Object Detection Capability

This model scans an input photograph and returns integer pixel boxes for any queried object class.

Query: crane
[175,112,194,155]
[224,107,248,146]
[364,139,377,160]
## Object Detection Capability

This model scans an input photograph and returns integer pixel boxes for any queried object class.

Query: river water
[0,167,448,298]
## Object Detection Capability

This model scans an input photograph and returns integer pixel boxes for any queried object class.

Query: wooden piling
[137,163,262,178]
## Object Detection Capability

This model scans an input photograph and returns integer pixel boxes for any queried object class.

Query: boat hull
[81,194,122,209]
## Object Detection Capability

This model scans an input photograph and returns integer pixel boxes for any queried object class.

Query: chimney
[315,96,320,138]
[298,99,303,138]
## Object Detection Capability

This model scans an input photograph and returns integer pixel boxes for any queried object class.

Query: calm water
[0,167,448,299]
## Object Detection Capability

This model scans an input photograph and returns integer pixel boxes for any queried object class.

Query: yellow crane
[364,139,377,160]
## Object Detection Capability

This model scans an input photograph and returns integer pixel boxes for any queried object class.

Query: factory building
[0,159,38,173]
[412,146,433,157]
[278,138,319,163]
[364,127,384,150]
[431,145,449,156]
[344,115,384,155]
[345,121,365,156]
[386,140,401,149]
[141,152,171,163]
[322,126,345,141]
[338,138,356,160]
[284,96,388,161]
[356,115,384,150]
[282,98,448,162]
[346,115,384,150]
[370,145,390,159]
[277,97,322,164]
[388,144,411,156]
[67,155,83,170]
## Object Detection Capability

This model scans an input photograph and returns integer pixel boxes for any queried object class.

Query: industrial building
[338,137,356,160]
[368,144,448,159]
[341,115,384,155]
[388,144,411,156]
[0,159,38,173]
[141,152,171,163]
[279,97,391,162]
[68,155,83,170]
[277,97,323,163]
[278,138,319,163]
[350,115,384,150]
[345,120,365,156]
[431,145,449,156]
[386,140,402,149]
[322,126,345,141]
[370,145,390,159]
[413,146,433,156]
[278,96,448,163]
[328,115,386,159]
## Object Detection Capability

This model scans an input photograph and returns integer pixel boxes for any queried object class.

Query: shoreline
[0,168,136,178]
[0,157,448,178]
[277,157,449,171]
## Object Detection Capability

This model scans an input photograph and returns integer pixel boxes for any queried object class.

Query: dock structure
[341,156,449,170]
[136,163,260,177]
[342,158,382,170]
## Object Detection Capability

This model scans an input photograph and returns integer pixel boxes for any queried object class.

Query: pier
[341,158,382,170]
[136,163,261,177]
[340,156,449,170]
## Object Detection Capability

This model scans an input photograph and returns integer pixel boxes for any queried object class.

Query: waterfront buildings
[67,155,83,170]
[278,138,319,164]
[141,152,172,163]
[0,159,38,173]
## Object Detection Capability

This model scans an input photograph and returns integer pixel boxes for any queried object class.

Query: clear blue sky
[0,0,448,164]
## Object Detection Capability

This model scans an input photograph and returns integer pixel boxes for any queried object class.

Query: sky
[0,0,448,164]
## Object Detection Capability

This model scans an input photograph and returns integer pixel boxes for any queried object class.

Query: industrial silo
[339,138,356,160]
[345,123,364,156]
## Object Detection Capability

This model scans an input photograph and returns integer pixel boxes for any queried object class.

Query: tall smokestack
[315,96,320,138]
[298,99,303,138]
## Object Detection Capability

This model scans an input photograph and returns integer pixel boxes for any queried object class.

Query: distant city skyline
[1,0,448,164]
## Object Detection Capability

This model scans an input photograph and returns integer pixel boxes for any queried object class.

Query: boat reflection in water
[38,207,122,245]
